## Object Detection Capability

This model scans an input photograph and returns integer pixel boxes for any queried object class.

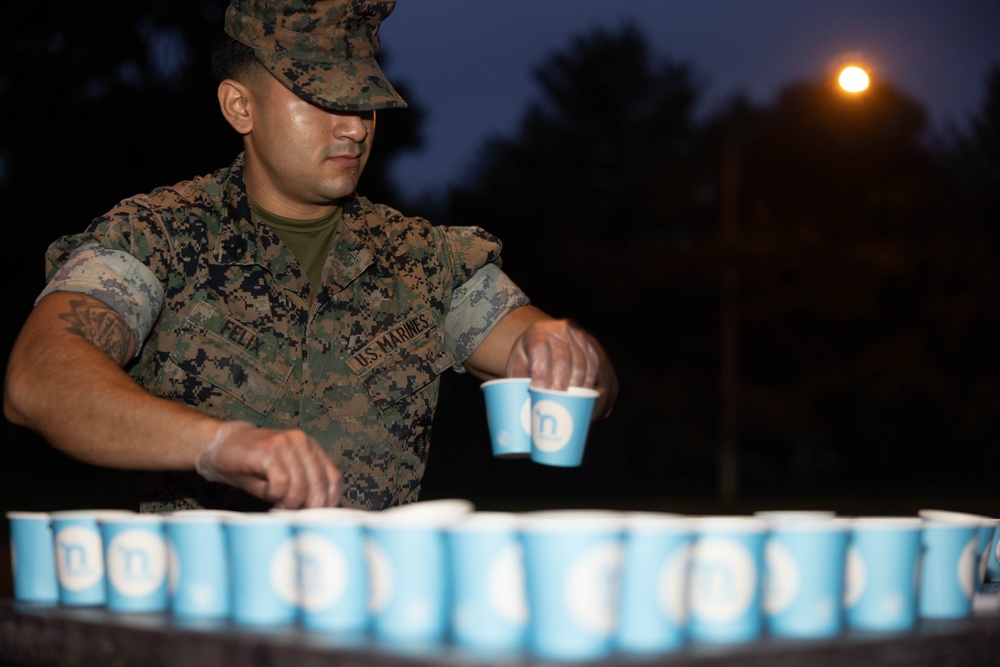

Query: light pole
[718,136,740,502]
[717,62,871,502]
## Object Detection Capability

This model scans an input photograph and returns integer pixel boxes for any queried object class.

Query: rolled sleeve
[444,263,530,370]
[36,244,165,356]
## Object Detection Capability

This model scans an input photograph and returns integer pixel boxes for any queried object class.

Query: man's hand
[195,421,343,509]
[505,318,619,420]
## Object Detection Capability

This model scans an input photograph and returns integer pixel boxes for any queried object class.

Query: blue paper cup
[481,378,532,458]
[986,521,1000,584]
[687,516,769,645]
[6,511,58,604]
[919,509,1000,592]
[446,511,528,654]
[521,510,625,661]
[100,512,169,613]
[290,507,371,633]
[762,517,851,638]
[615,512,693,654]
[366,499,474,646]
[976,519,1000,591]
[527,386,598,467]
[50,509,133,607]
[223,512,298,627]
[917,510,980,619]
[844,516,922,632]
[165,510,236,620]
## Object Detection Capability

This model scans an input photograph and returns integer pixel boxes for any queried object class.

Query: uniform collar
[212,153,392,298]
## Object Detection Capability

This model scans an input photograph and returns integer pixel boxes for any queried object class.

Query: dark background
[2,3,999,594]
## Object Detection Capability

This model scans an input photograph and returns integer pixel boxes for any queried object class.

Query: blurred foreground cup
[6,511,58,604]
[762,517,851,638]
[50,509,133,607]
[521,510,624,661]
[223,512,298,627]
[366,499,474,646]
[917,509,981,619]
[165,510,235,621]
[446,511,528,655]
[99,512,169,613]
[844,516,922,632]
[615,512,693,654]
[481,378,532,458]
[290,507,370,633]
[986,520,1000,584]
[687,516,768,645]
[527,386,598,467]
[919,510,1000,592]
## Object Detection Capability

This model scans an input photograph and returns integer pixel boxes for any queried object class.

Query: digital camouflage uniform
[40,153,528,511]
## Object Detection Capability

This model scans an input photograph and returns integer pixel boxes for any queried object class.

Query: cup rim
[370,499,476,528]
[221,511,291,525]
[847,516,923,529]
[520,509,624,531]
[5,511,51,521]
[621,511,693,531]
[98,513,165,524]
[691,515,770,532]
[49,509,137,521]
[164,509,243,522]
[918,508,996,526]
[766,517,854,532]
[754,510,838,520]
[527,385,599,399]
[447,511,523,532]
[287,507,370,526]
[480,377,530,389]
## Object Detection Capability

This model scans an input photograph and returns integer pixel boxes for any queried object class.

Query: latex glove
[506,318,618,420]
[195,420,343,509]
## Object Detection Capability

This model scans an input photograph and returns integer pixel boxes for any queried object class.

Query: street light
[717,63,871,502]
[838,65,870,93]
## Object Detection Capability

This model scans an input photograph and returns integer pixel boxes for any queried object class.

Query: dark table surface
[3,590,1000,667]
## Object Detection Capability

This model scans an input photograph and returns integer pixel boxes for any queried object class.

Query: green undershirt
[250,199,342,296]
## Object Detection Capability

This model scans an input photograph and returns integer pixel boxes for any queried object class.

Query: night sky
[379,0,1000,200]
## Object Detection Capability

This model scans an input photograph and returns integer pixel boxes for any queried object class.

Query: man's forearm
[3,292,221,471]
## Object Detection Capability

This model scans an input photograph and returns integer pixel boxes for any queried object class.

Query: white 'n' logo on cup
[657,544,691,623]
[487,543,528,623]
[843,546,866,607]
[532,400,575,452]
[691,537,756,622]
[107,529,166,597]
[565,542,622,633]
[56,527,103,590]
[959,538,978,598]
[270,539,299,606]
[764,540,800,614]
[296,534,348,611]
[367,539,394,614]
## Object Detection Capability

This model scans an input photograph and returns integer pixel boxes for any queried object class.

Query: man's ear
[218,79,254,135]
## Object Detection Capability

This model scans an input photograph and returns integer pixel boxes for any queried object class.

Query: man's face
[243,71,375,217]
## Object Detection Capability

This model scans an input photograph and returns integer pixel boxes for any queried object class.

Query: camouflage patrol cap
[225,0,407,111]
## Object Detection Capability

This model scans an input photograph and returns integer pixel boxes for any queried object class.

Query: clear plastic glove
[505,318,618,420]
[195,420,343,509]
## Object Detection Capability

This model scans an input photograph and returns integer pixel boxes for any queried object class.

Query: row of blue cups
[8,503,1000,661]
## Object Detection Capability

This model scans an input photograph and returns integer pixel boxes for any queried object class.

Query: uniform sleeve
[36,244,165,358]
[443,263,530,369]
[433,224,530,369]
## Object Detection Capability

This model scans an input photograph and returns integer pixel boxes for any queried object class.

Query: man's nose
[334,113,369,141]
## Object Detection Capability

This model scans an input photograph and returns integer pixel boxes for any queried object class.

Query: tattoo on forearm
[59,298,132,365]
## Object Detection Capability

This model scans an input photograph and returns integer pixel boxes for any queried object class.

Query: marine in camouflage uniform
[6,0,618,514]
[40,154,527,512]
[34,0,528,511]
